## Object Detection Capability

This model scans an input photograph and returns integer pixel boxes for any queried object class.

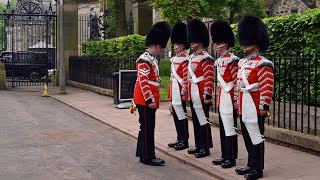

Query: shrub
[159,59,171,77]
[230,9,320,106]
[231,8,320,56]
[82,34,146,58]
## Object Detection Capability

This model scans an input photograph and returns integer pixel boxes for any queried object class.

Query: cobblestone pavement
[0,90,214,180]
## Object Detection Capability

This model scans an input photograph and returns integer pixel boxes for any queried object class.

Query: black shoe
[168,140,180,148]
[174,141,189,150]
[194,149,210,158]
[244,170,263,180]
[235,166,251,175]
[221,160,236,168]
[212,158,225,165]
[140,158,165,166]
[187,148,199,154]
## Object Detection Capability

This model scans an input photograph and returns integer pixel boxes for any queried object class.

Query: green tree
[148,0,266,24]
[99,0,128,37]
[0,0,16,51]
[223,0,266,24]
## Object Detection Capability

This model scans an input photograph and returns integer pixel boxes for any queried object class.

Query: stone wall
[270,0,310,16]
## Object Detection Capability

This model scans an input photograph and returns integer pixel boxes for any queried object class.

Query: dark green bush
[82,34,146,58]
[231,8,320,56]
[159,59,171,77]
[231,9,320,106]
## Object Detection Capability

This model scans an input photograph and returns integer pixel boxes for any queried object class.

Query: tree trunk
[115,0,128,36]
[229,10,235,24]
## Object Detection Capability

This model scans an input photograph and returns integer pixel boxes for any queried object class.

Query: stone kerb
[0,62,6,90]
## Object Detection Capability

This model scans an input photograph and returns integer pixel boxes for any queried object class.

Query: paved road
[0,90,214,180]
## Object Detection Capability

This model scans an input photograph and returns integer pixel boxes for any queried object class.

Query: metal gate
[0,1,57,88]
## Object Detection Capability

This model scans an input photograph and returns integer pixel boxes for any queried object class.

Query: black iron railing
[70,52,320,136]
[69,56,136,90]
[268,51,319,136]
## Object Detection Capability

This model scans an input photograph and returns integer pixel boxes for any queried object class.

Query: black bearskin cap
[238,15,269,51]
[171,22,190,49]
[210,20,235,47]
[145,21,172,48]
[187,19,210,48]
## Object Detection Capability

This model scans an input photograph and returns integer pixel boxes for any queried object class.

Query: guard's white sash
[241,66,264,145]
[171,60,187,120]
[188,62,209,126]
[217,69,237,136]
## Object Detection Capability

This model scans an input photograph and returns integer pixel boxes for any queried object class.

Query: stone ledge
[67,80,113,97]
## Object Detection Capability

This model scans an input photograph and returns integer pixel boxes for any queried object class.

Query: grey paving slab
[0,89,214,180]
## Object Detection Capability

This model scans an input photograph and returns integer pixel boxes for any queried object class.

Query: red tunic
[133,51,161,108]
[236,55,274,115]
[167,52,189,101]
[216,53,239,107]
[186,50,215,101]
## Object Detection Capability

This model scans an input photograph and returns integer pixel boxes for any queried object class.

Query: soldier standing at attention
[167,22,190,151]
[210,20,239,168]
[235,15,274,179]
[186,19,214,158]
[134,22,171,166]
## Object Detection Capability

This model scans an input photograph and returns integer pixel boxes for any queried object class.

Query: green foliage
[82,34,146,58]
[148,0,266,24]
[159,59,171,77]
[98,0,128,36]
[231,9,320,56]
[0,0,16,50]
[160,76,170,100]
[230,9,320,106]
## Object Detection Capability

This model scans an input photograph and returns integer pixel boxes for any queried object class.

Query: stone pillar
[0,62,6,90]
[55,0,78,86]
[130,0,153,35]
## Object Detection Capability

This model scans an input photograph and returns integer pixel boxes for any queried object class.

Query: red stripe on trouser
[144,106,148,160]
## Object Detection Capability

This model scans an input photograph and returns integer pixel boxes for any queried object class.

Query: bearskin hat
[171,22,190,49]
[210,20,235,47]
[238,15,269,51]
[187,19,210,48]
[145,21,171,48]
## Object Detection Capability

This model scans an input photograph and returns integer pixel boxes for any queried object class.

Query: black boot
[168,140,180,148]
[221,160,236,168]
[140,158,166,166]
[187,148,199,154]
[194,149,210,158]
[235,166,251,175]
[174,141,189,150]
[245,170,263,180]
[212,158,225,165]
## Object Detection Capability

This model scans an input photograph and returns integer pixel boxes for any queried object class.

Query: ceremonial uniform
[236,15,274,179]
[167,22,190,150]
[236,53,274,173]
[210,20,239,168]
[215,51,239,164]
[186,19,214,158]
[134,22,171,166]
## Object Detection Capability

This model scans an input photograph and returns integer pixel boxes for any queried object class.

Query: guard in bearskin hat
[186,19,214,158]
[235,15,274,179]
[167,22,190,151]
[210,20,239,168]
[134,21,171,166]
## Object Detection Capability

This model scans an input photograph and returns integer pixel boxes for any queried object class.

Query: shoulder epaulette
[257,56,274,69]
